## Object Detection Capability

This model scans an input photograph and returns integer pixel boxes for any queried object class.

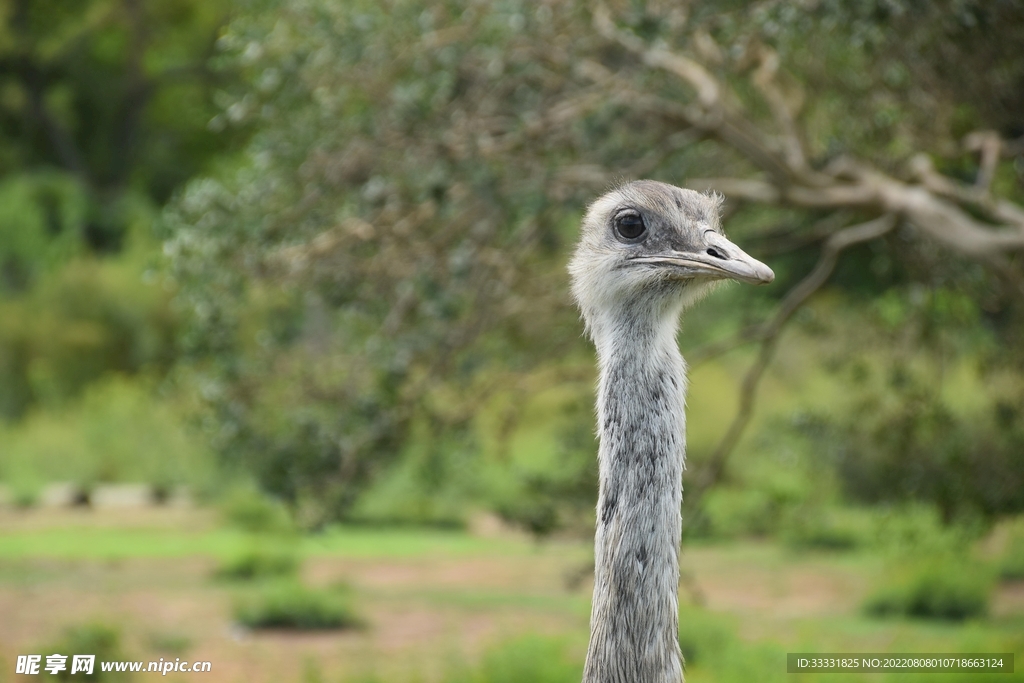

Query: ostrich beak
[631,231,774,285]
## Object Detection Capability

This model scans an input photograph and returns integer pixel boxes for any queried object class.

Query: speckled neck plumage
[571,180,773,683]
[583,298,687,683]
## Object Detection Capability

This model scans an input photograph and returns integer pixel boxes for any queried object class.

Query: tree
[167,0,1024,524]
[0,0,244,418]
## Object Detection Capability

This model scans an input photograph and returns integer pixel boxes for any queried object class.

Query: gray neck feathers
[583,297,686,683]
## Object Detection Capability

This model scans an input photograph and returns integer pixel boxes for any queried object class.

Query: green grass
[3,514,1022,683]
[441,634,581,683]
[0,525,533,560]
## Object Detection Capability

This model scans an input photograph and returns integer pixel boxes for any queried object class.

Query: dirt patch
[993,580,1024,617]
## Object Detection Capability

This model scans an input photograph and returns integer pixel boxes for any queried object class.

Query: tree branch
[590,6,794,185]
[590,7,1024,259]
[587,6,1024,509]
[750,44,808,174]
[689,214,898,500]
[689,172,1024,257]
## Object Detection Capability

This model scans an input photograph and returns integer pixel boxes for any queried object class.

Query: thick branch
[590,7,1024,260]
[689,173,1024,257]
[751,45,808,174]
[591,6,794,185]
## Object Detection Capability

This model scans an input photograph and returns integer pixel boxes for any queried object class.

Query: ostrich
[569,180,773,683]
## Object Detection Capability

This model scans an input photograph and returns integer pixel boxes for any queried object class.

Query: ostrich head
[569,180,774,336]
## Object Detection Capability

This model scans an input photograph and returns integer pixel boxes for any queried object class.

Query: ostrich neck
[584,303,687,683]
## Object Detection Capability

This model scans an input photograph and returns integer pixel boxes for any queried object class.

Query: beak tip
[753,261,775,285]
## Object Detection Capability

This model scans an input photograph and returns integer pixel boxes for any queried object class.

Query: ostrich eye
[614,212,646,241]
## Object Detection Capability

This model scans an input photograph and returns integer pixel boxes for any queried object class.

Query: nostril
[706,247,724,259]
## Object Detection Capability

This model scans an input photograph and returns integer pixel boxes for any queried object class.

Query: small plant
[234,581,361,630]
[677,607,735,669]
[864,560,992,621]
[215,545,299,581]
[10,482,39,508]
[220,487,294,534]
[146,631,192,656]
[41,623,130,681]
[442,635,580,683]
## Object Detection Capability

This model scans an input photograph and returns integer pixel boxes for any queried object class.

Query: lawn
[1,507,1021,683]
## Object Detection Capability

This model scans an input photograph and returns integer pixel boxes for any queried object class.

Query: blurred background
[1,0,1023,681]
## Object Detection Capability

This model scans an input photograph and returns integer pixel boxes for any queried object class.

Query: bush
[829,390,1024,520]
[220,487,294,534]
[443,635,580,683]
[0,376,214,492]
[864,560,992,621]
[780,506,880,551]
[215,545,299,581]
[677,607,735,669]
[234,581,361,630]
[998,521,1024,581]
[146,631,192,656]
[41,623,130,681]
[698,488,780,539]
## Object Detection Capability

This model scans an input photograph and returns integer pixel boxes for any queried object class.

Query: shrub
[829,391,1024,520]
[215,545,299,581]
[864,560,992,621]
[698,488,779,539]
[146,631,192,656]
[220,487,294,534]
[234,581,361,630]
[41,623,130,681]
[781,506,870,551]
[0,376,214,492]
[677,607,735,669]
[998,523,1024,581]
[995,518,1024,581]
[443,635,580,683]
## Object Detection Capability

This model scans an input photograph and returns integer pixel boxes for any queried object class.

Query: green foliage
[836,393,1024,520]
[483,385,598,537]
[870,505,982,555]
[155,0,1024,532]
[0,243,180,419]
[864,559,992,621]
[998,518,1024,581]
[219,486,295,534]
[781,506,874,551]
[760,0,1024,144]
[345,416,477,529]
[442,635,580,683]
[215,544,300,580]
[699,488,780,539]
[0,375,214,493]
[164,0,606,519]
[234,580,361,630]
[677,607,790,683]
[40,623,130,681]
[677,607,736,669]
[0,0,243,200]
[792,357,1024,521]
[146,631,192,656]
[0,172,89,291]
